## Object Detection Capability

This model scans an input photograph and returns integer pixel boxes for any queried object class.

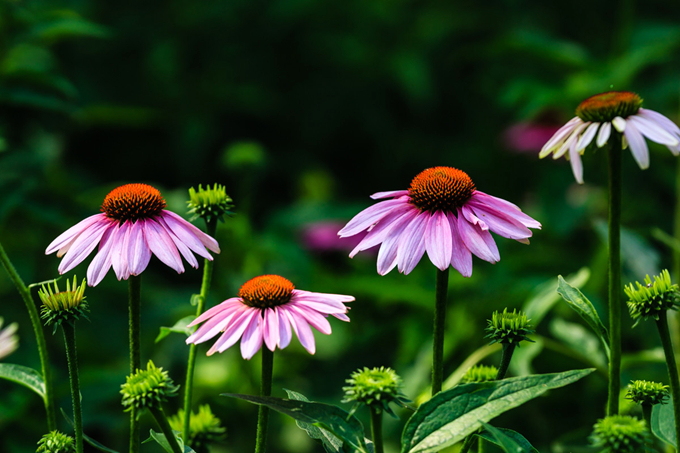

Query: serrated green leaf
[401,369,594,453]
[155,316,196,343]
[61,408,119,453]
[556,276,610,358]
[0,363,45,400]
[222,393,368,453]
[652,399,677,447]
[478,424,539,453]
[284,389,343,453]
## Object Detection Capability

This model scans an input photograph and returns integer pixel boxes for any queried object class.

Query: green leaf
[651,228,680,254]
[0,363,45,400]
[284,389,343,453]
[190,294,202,307]
[478,423,539,453]
[143,429,195,453]
[556,276,610,358]
[223,393,368,453]
[522,268,590,328]
[652,399,677,447]
[548,319,607,369]
[155,316,196,343]
[61,408,119,453]
[400,369,594,453]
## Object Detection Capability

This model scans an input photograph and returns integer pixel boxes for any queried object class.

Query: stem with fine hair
[369,407,384,453]
[255,347,274,453]
[149,405,183,453]
[641,404,653,435]
[62,323,83,453]
[432,268,450,395]
[129,275,142,453]
[655,311,680,446]
[183,219,218,442]
[607,136,622,416]
[496,343,516,381]
[0,242,56,430]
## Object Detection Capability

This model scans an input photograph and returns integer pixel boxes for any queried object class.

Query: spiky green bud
[36,431,75,453]
[38,277,88,332]
[590,415,650,453]
[461,364,498,383]
[121,360,179,414]
[626,380,670,406]
[342,367,410,417]
[625,270,680,326]
[187,184,234,223]
[168,405,226,453]
[485,308,534,345]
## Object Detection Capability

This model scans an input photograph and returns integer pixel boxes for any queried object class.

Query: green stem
[607,137,622,416]
[255,347,274,453]
[129,275,142,453]
[496,343,516,381]
[655,311,680,447]
[641,404,653,435]
[432,268,449,395]
[0,242,56,430]
[62,324,83,453]
[183,219,217,442]
[369,407,384,453]
[149,405,183,453]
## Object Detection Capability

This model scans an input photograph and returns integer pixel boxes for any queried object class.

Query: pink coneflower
[45,183,220,286]
[186,274,353,359]
[338,167,540,277]
[540,91,680,183]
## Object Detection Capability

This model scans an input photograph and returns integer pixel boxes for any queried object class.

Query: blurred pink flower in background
[301,221,370,253]
[504,122,562,153]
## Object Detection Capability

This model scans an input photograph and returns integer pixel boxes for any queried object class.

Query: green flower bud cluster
[187,184,234,223]
[485,308,534,345]
[461,364,498,383]
[169,405,227,453]
[121,360,179,414]
[626,380,670,406]
[342,367,410,417]
[625,270,680,326]
[38,277,89,332]
[590,415,650,453]
[36,431,75,453]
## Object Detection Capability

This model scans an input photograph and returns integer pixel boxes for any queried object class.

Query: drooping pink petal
[612,116,626,133]
[157,216,199,268]
[457,209,500,263]
[396,211,428,274]
[576,122,600,151]
[623,121,650,169]
[276,306,293,349]
[370,190,409,200]
[553,122,588,160]
[628,115,679,146]
[239,313,264,360]
[569,134,584,184]
[262,308,280,351]
[87,224,118,286]
[289,304,332,335]
[190,298,242,326]
[375,209,418,275]
[187,303,246,344]
[596,122,612,147]
[540,117,581,157]
[338,198,410,237]
[111,221,132,280]
[462,206,489,231]
[207,309,257,355]
[46,213,108,255]
[293,299,348,315]
[292,290,355,304]
[469,192,541,229]
[127,220,152,276]
[332,313,350,322]
[425,210,452,271]
[144,218,185,274]
[282,307,316,354]
[638,108,680,136]
[467,203,532,241]
[58,218,112,275]
[348,203,416,258]
[161,211,220,254]
[446,212,472,277]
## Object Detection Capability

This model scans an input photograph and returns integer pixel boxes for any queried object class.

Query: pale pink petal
[294,299,348,315]
[596,122,612,147]
[469,192,541,229]
[161,211,220,254]
[276,306,293,349]
[57,219,112,275]
[569,134,584,184]
[623,121,650,169]
[612,116,626,133]
[144,219,185,274]
[376,209,418,275]
[539,117,581,157]
[190,298,242,326]
[127,220,152,276]
[289,304,332,335]
[396,211,428,274]
[262,308,280,351]
[187,303,246,344]
[424,210,452,271]
[332,313,350,322]
[348,204,416,258]
[467,204,532,240]
[457,209,500,263]
[46,213,108,255]
[86,224,117,286]
[282,307,316,354]
[553,122,588,159]
[447,212,472,277]
[207,309,258,355]
[370,190,409,200]
[628,115,679,146]
[157,216,199,268]
[111,221,132,280]
[639,108,680,135]
[239,314,264,360]
[292,289,355,304]
[338,198,410,237]
[462,206,489,231]
[576,122,600,151]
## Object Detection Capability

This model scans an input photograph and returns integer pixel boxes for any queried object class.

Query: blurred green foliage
[2,0,680,451]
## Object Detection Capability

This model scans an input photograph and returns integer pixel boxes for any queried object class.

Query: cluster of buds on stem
[342,366,410,417]
[121,360,179,416]
[38,277,88,333]
[187,184,234,224]
[590,415,650,453]
[485,308,534,346]
[625,270,680,326]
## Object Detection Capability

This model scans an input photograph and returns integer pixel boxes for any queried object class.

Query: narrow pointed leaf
[143,429,195,453]
[477,424,539,453]
[284,389,343,453]
[155,316,196,343]
[401,369,593,453]
[223,393,368,453]
[0,363,45,400]
[651,399,677,447]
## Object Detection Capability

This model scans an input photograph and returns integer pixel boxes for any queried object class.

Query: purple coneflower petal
[58,219,112,275]
[46,213,107,256]
[425,210,452,272]
[144,219,185,274]
[375,209,418,275]
[612,116,626,133]
[293,289,355,304]
[188,303,245,344]
[111,221,132,280]
[462,206,489,231]
[157,216,199,268]
[240,314,264,360]
[469,192,541,230]
[554,122,588,160]
[446,212,473,277]
[283,308,316,354]
[289,304,332,335]
[161,211,217,258]
[348,203,414,258]
[623,121,649,169]
[276,306,293,349]
[370,190,409,200]
[627,115,679,146]
[262,308,280,351]
[569,140,584,184]
[457,210,500,263]
[190,298,242,327]
[576,122,600,151]
[332,313,350,322]
[467,203,532,240]
[396,211,428,274]
[338,198,407,237]
[639,109,680,136]
[127,220,151,276]
[87,225,117,286]
[207,309,257,355]
[540,117,581,157]
[596,122,611,147]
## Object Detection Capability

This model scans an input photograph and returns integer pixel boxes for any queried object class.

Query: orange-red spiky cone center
[408,167,476,212]
[101,183,167,222]
[576,91,642,122]
[238,275,294,309]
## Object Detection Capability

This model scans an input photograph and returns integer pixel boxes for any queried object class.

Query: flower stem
[655,311,680,446]
[129,275,142,453]
[183,219,217,442]
[255,347,274,453]
[0,242,56,430]
[432,267,450,395]
[607,136,622,416]
[641,404,653,434]
[149,405,183,453]
[62,323,83,453]
[369,407,384,453]
[496,343,516,380]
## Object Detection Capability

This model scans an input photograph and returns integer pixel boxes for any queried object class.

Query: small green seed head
[485,308,534,345]
[625,270,680,326]
[590,415,650,453]
[187,184,234,223]
[461,364,499,383]
[120,360,179,414]
[38,277,89,331]
[342,367,409,416]
[36,431,75,453]
[626,380,670,406]
[168,405,227,453]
